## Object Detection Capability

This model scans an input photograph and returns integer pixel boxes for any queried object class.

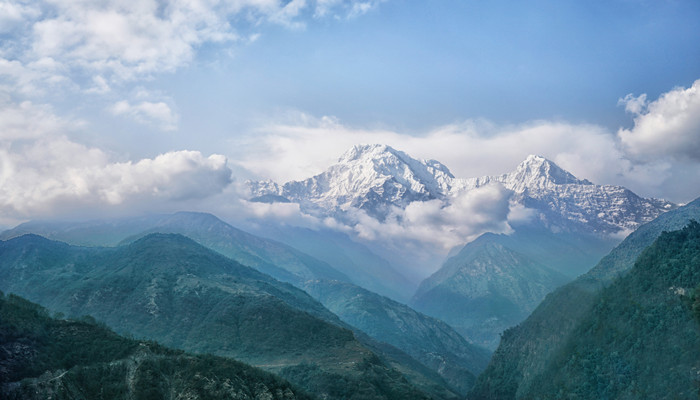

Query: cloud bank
[233,79,700,204]
[0,98,231,225]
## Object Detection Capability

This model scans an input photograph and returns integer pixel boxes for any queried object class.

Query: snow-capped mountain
[453,155,676,235]
[249,144,458,219]
[249,145,676,236]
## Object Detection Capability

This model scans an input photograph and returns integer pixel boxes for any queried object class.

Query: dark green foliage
[304,279,491,396]
[524,221,700,399]
[0,233,429,399]
[0,293,311,400]
[469,197,700,399]
[280,358,429,400]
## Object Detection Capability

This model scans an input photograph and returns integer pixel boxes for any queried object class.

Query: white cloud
[618,93,647,115]
[1,0,387,89]
[110,100,179,131]
[0,0,41,33]
[0,99,80,140]
[0,98,231,224]
[618,79,700,162]
[348,184,513,250]
[232,83,700,204]
[233,113,621,185]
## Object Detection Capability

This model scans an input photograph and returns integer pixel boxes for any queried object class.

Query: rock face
[250,145,675,237]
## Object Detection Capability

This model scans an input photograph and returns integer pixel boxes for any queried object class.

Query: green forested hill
[469,197,700,399]
[0,212,352,288]
[303,279,492,396]
[0,233,427,400]
[525,221,700,398]
[0,292,312,400]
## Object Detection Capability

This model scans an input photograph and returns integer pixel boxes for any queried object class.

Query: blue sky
[0,0,699,225]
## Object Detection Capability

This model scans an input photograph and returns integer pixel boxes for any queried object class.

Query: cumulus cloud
[110,100,179,131]
[618,79,700,162]
[0,0,389,131]
[1,0,387,86]
[349,184,514,250]
[0,98,231,224]
[0,99,80,140]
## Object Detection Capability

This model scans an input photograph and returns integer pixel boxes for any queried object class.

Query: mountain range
[469,196,700,399]
[1,211,492,398]
[250,144,676,348]
[0,143,689,399]
[0,233,434,399]
[249,144,675,237]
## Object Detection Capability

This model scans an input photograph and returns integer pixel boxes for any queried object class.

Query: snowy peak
[251,144,457,219]
[338,144,394,163]
[337,144,454,181]
[248,145,676,236]
[504,155,592,193]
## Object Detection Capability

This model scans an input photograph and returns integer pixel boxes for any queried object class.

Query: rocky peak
[506,155,592,191]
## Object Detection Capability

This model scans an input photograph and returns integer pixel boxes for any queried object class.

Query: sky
[1,0,700,230]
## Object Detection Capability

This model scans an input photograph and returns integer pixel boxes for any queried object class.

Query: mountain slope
[0,212,352,288]
[303,279,492,395]
[523,222,700,399]
[249,223,415,301]
[469,196,700,399]
[0,233,428,400]
[412,232,570,348]
[0,292,312,400]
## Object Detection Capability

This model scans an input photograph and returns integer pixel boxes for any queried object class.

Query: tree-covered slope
[524,221,700,399]
[248,224,414,302]
[303,279,492,396]
[0,233,427,400]
[0,292,312,400]
[469,196,700,399]
[412,232,571,348]
[0,212,352,287]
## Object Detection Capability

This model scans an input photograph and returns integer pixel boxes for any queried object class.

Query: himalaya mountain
[469,196,700,399]
[249,144,676,347]
[249,144,675,237]
[0,233,429,399]
[250,144,457,221]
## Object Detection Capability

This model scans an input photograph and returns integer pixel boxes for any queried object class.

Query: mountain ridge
[249,145,675,237]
